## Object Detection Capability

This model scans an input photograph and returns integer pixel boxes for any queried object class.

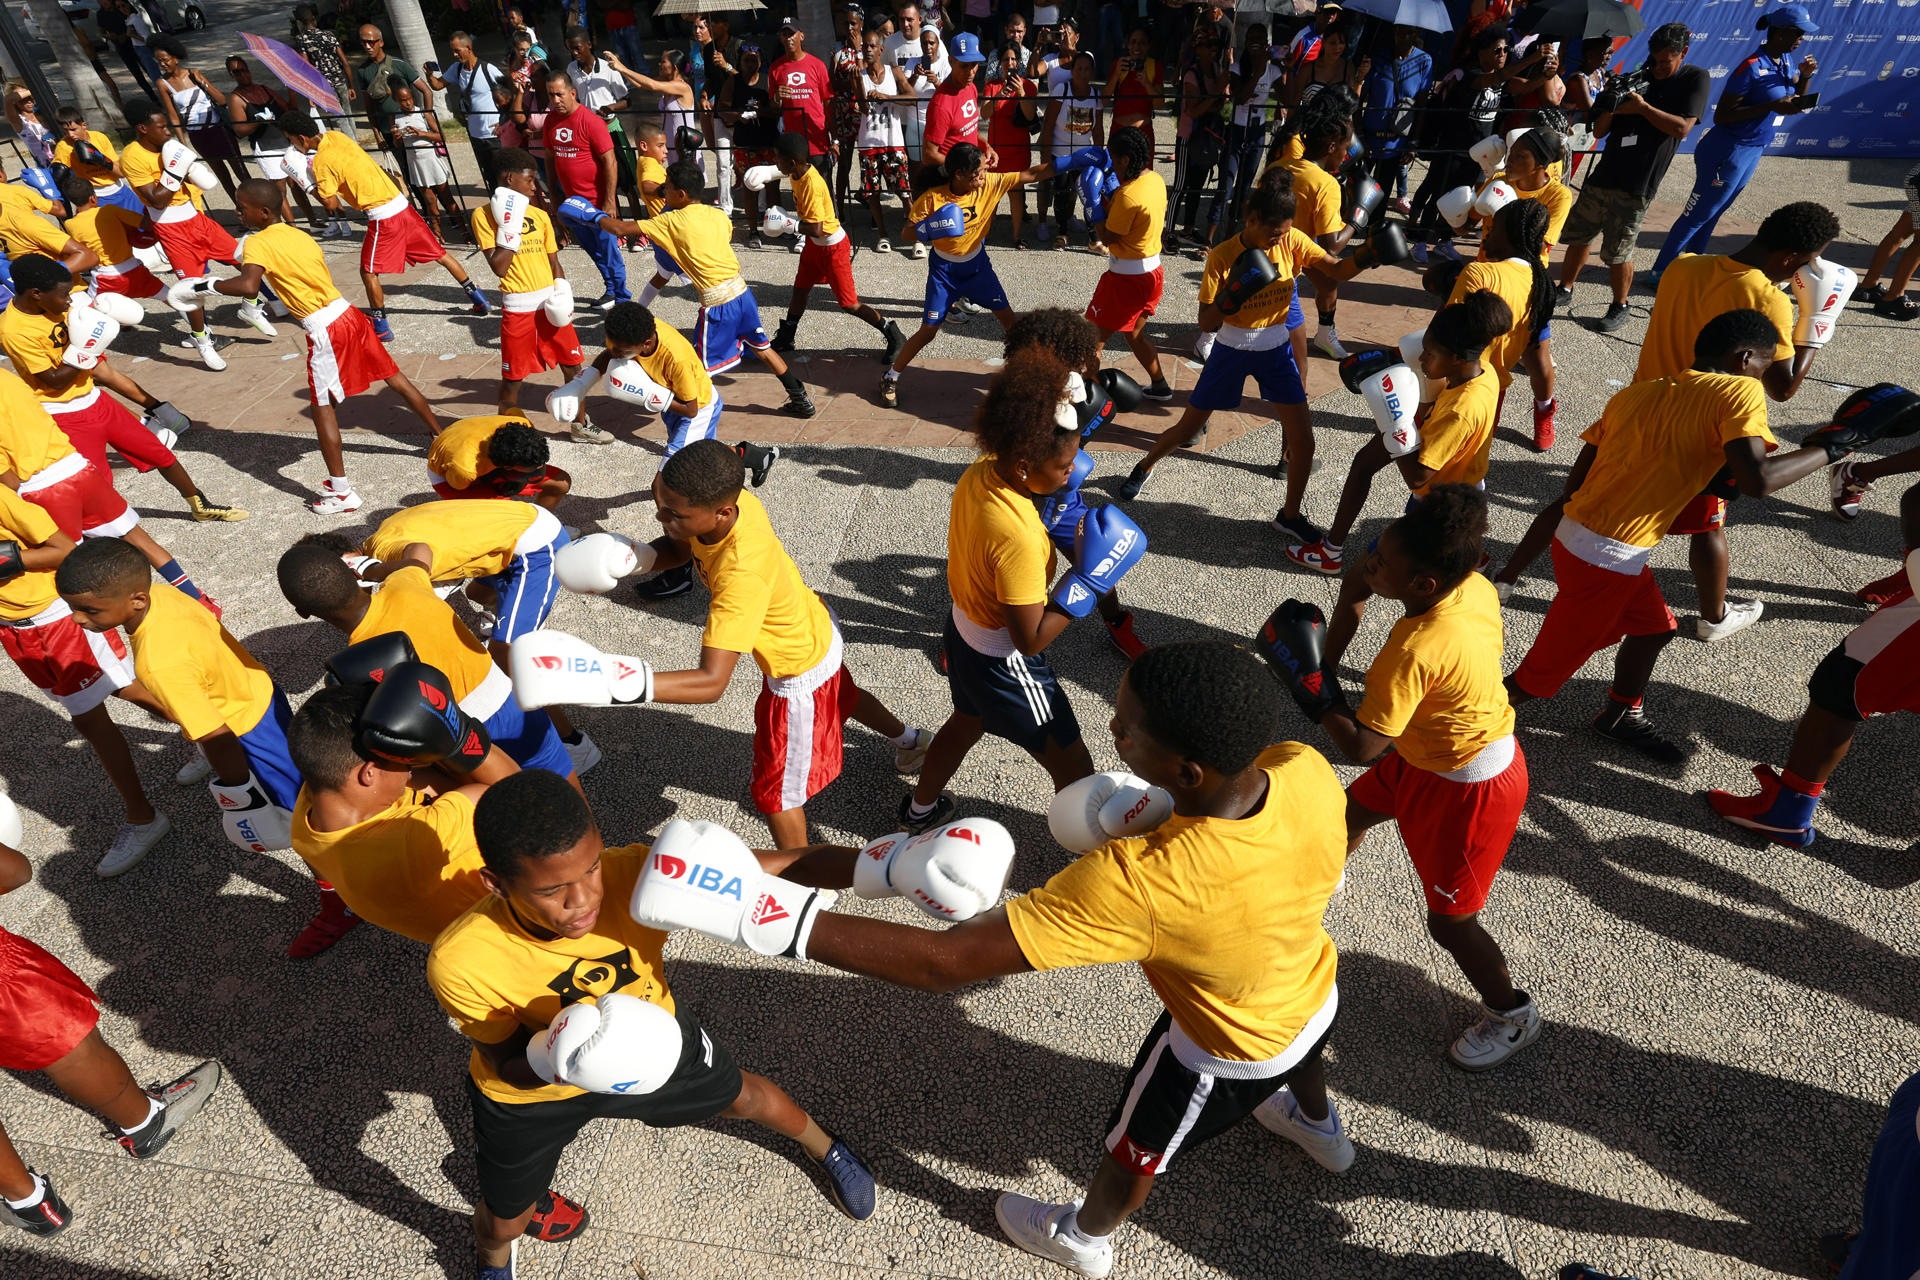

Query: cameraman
[1554,20,1708,332]
[1651,3,1819,279]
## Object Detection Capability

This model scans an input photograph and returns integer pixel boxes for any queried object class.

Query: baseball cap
[949,31,986,62]
[1757,3,1818,33]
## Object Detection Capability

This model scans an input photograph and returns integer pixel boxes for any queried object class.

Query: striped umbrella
[240,32,346,117]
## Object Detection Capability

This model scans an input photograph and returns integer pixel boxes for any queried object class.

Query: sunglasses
[741,42,761,52]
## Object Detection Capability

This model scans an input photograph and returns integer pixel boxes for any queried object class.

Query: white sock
[119,1094,164,1135]
[1295,1099,1338,1136]
[906,797,935,820]
[1535,398,1554,410]
[882,369,900,383]
[887,727,921,749]
[1059,1208,1107,1248]
[326,475,351,492]
[635,281,660,307]
[5,1171,47,1210]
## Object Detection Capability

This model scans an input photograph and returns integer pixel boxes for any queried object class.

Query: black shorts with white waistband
[941,612,1081,756]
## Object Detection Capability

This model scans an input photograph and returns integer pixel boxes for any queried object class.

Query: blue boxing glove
[1079,167,1120,227]
[1058,146,1110,176]
[1039,450,1096,534]
[558,195,609,228]
[20,168,62,204]
[1051,505,1146,618]
[916,201,966,243]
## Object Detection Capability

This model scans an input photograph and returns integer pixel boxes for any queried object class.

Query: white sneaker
[98,814,170,878]
[1254,1088,1355,1172]
[874,237,892,254]
[470,609,498,640]
[993,1194,1113,1278]
[570,417,615,446]
[892,728,933,775]
[308,486,362,515]
[1448,994,1543,1071]
[236,301,278,337]
[1312,328,1350,360]
[909,241,928,260]
[1695,598,1764,643]
[174,753,212,786]
[565,731,603,775]
[194,336,228,371]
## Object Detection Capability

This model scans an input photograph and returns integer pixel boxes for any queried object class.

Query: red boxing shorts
[1668,492,1728,536]
[500,309,585,382]
[19,454,137,541]
[1085,264,1165,334]
[1808,593,1920,721]
[750,654,862,815]
[152,209,238,279]
[306,300,400,406]
[91,263,166,300]
[363,206,447,275]
[1348,740,1528,915]
[794,235,859,309]
[433,464,565,501]
[0,600,136,714]
[0,926,103,1072]
[1511,539,1677,700]
[48,391,175,477]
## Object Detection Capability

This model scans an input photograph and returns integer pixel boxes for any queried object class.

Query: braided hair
[1494,198,1555,340]
[1269,85,1355,164]
[1108,125,1150,181]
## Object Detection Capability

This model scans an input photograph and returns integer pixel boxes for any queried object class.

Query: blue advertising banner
[1613,0,1920,157]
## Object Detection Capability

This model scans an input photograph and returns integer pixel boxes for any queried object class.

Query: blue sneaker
[476,1238,515,1279]
[466,285,492,316]
[369,312,395,343]
[1707,764,1819,848]
[813,1139,876,1220]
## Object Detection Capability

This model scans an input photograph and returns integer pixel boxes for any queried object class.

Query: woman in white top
[901,24,949,154]
[1040,49,1102,250]
[3,86,54,169]
[854,30,915,252]
[151,33,244,202]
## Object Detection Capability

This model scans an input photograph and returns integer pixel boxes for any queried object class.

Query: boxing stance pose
[1082,126,1173,401]
[470,147,588,420]
[764,132,906,363]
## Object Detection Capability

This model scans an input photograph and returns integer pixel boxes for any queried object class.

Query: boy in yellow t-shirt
[425,412,571,507]
[428,770,874,1272]
[54,538,352,956]
[766,133,905,363]
[630,120,687,305]
[1267,487,1538,1070]
[470,148,587,418]
[623,440,927,847]
[1496,310,1835,763]
[51,106,144,216]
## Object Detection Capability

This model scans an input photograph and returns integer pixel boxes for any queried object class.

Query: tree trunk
[20,0,118,123]
[798,0,832,53]
[383,0,453,122]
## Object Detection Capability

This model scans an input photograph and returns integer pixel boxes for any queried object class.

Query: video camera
[1592,65,1654,114]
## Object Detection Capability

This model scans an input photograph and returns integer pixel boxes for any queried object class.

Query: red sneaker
[1103,610,1148,660]
[1532,398,1556,452]
[524,1189,590,1241]
[1857,566,1913,609]
[199,593,223,620]
[288,887,360,959]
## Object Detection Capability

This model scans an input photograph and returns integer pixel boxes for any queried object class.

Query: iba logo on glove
[653,851,745,900]
[531,654,604,675]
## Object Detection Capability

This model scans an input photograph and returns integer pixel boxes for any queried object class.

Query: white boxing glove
[1398,328,1441,404]
[282,146,316,194]
[607,356,674,414]
[1048,771,1174,853]
[545,366,602,424]
[761,206,800,238]
[1790,257,1856,349]
[630,819,838,959]
[851,818,1016,922]
[510,629,654,707]
[1437,184,1477,230]
[1471,179,1516,220]
[186,160,218,192]
[1361,362,1422,458]
[62,300,122,370]
[158,137,195,191]
[543,276,575,327]
[0,789,21,849]
[527,993,682,1094]
[490,185,530,252]
[208,772,294,853]
[1469,133,1506,178]
[165,275,217,314]
[1193,330,1216,362]
[742,164,782,192]
[88,293,144,326]
[554,531,656,594]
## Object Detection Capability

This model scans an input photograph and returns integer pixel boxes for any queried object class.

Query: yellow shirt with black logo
[1412,365,1500,496]
[1198,229,1327,331]
[128,582,276,741]
[312,130,402,210]
[946,455,1054,634]
[351,566,497,703]
[688,491,833,679]
[637,320,713,408]
[364,501,541,581]
[790,164,841,238]
[0,303,91,403]
[471,203,558,294]
[428,847,673,1104]
[909,171,1021,259]
[0,368,78,477]
[119,139,202,212]
[53,130,120,188]
[1635,253,1796,384]
[1356,575,1514,774]
[1566,371,1776,548]
[291,786,488,945]
[428,415,526,493]
[628,204,739,291]
[1006,742,1346,1062]
[1104,171,1166,262]
[0,485,61,621]
[240,223,342,321]
[1447,260,1535,391]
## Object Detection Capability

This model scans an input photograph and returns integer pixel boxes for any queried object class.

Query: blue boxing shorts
[697,288,772,373]
[652,245,689,283]
[663,390,725,457]
[1188,333,1307,412]
[237,686,302,811]
[925,251,1009,326]
[479,506,569,643]
[483,697,574,776]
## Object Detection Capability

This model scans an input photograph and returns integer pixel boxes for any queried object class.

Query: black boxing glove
[1258,599,1340,724]
[359,660,493,774]
[0,540,22,584]
[325,631,418,688]
[1803,383,1920,463]
[1096,367,1145,414]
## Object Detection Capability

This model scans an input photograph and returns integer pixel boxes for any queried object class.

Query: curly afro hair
[1694,308,1782,367]
[1428,289,1513,359]
[973,350,1079,470]
[1390,484,1487,586]
[486,421,550,471]
[604,302,658,346]
[1755,201,1840,255]
[1003,307,1101,368]
[1126,641,1281,775]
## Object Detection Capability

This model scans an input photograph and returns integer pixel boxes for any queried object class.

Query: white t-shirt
[1049,88,1099,157]
[885,28,946,78]
[1230,59,1284,128]
[900,51,949,133]
[857,65,907,149]
[567,58,626,114]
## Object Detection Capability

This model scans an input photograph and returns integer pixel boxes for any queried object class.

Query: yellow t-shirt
[1261,134,1306,174]
[1280,156,1341,240]
[471,204,558,294]
[909,171,1021,259]
[1104,171,1166,261]
[66,204,145,268]
[0,202,74,261]
[1006,742,1346,1062]
[427,415,525,492]
[790,163,841,239]
[638,321,713,408]
[364,501,541,581]
[1565,371,1776,548]
[427,847,673,1105]
[291,786,488,945]
[129,582,276,741]
[688,491,833,679]
[53,131,120,188]
[1356,575,1514,774]
[351,566,498,703]
[1635,254,1796,383]
[1199,229,1327,331]
[312,131,401,210]
[1505,177,1572,264]
[0,485,61,621]
[0,304,91,403]
[0,369,78,478]
[1412,366,1501,496]
[120,140,201,212]
[946,455,1054,634]
[240,223,341,320]
[1447,259,1534,391]
[628,205,739,291]
[0,185,58,218]
[636,154,668,217]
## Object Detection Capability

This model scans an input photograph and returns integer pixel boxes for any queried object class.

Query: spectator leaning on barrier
[1553,20,1708,333]
[431,33,507,189]
[353,25,428,154]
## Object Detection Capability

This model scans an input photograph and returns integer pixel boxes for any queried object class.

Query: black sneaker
[634,563,695,600]
[119,1060,222,1159]
[1591,700,1692,764]
[0,1172,72,1236]
[1117,464,1151,501]
[737,442,780,487]
[1141,381,1174,402]
[1592,303,1632,333]
[784,383,817,418]
[1272,510,1325,544]
[882,319,907,365]
[878,374,899,408]
[770,318,799,353]
[1552,285,1573,308]
[747,233,766,250]
[896,791,956,834]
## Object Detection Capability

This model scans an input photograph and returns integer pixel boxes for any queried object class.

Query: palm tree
[21,0,118,120]
[384,0,450,119]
